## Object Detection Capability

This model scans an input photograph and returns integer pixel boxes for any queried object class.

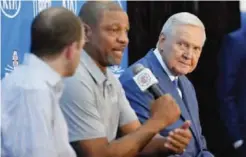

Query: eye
[112,28,118,32]
[109,27,119,33]
[177,42,183,46]
[184,43,189,48]
[193,46,201,52]
[178,42,189,49]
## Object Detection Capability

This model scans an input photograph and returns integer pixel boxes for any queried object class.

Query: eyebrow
[179,38,201,48]
[108,23,130,30]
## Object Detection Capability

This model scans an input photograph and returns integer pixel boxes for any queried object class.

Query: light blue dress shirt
[153,48,182,98]
[1,53,76,157]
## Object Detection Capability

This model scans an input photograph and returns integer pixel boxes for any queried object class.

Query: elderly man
[1,7,84,157]
[60,1,193,157]
[119,12,214,157]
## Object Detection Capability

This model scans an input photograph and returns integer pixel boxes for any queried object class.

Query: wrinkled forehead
[171,24,206,46]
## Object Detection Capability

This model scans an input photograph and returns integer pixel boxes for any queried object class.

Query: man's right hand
[149,94,181,130]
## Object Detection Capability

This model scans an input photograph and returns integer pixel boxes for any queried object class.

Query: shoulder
[63,64,95,93]
[228,29,244,39]
[2,75,52,116]
[220,29,246,60]
[180,75,196,91]
[61,64,97,108]
[2,65,50,92]
[224,29,245,48]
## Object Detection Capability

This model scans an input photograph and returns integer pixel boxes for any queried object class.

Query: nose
[117,31,129,45]
[183,48,193,60]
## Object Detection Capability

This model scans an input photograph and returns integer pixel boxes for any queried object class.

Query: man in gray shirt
[60,1,192,157]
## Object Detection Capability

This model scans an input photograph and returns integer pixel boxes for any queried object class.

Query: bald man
[1,7,84,157]
[60,1,192,157]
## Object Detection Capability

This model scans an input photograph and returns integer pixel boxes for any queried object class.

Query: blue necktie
[173,78,183,98]
[172,78,179,88]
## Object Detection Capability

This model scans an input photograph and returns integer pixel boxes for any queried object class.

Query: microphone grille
[132,63,145,75]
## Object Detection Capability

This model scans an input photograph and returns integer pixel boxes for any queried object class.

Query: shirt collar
[80,50,109,85]
[153,48,178,81]
[23,53,62,87]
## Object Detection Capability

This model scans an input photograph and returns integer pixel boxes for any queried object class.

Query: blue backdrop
[0,0,128,79]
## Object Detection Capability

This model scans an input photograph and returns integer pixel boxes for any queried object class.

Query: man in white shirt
[1,7,84,157]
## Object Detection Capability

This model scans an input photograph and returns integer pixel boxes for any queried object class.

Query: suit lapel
[145,50,201,143]
[178,77,202,145]
[145,51,191,121]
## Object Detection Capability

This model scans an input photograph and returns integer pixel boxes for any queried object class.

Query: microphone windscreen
[132,63,145,75]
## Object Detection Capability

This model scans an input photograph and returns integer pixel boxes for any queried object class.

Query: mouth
[112,48,125,57]
[179,61,191,67]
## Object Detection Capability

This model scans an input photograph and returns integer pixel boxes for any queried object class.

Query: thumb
[181,120,191,130]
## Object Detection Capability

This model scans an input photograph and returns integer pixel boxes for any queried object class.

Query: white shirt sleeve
[233,139,244,149]
[1,88,58,157]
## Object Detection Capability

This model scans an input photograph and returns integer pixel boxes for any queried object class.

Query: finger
[172,128,192,140]
[164,142,179,153]
[166,136,186,151]
[181,120,191,130]
[164,142,184,154]
[169,130,190,146]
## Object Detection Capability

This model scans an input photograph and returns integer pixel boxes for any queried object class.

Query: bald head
[79,1,123,27]
[31,7,83,58]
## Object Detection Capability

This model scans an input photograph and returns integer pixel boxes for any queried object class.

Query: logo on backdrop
[62,0,77,14]
[33,0,52,17]
[0,0,21,18]
[109,65,125,78]
[4,50,19,77]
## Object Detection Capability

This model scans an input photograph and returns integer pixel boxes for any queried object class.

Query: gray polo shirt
[60,51,138,142]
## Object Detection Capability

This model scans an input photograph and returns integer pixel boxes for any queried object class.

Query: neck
[84,46,107,74]
[42,57,65,77]
[95,60,107,74]
[156,48,178,77]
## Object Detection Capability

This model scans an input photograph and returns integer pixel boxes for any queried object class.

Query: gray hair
[156,12,206,47]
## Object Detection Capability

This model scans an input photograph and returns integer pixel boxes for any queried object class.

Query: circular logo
[0,0,21,18]
[137,72,151,87]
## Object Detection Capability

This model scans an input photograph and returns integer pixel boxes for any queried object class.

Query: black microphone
[132,63,164,99]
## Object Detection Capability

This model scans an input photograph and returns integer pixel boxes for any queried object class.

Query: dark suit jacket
[119,49,213,157]
[217,29,246,146]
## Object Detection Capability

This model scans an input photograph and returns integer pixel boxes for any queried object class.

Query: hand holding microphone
[132,64,181,130]
[132,64,192,155]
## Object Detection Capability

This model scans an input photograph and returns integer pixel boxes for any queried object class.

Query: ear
[83,23,92,43]
[159,33,166,43]
[64,43,75,60]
